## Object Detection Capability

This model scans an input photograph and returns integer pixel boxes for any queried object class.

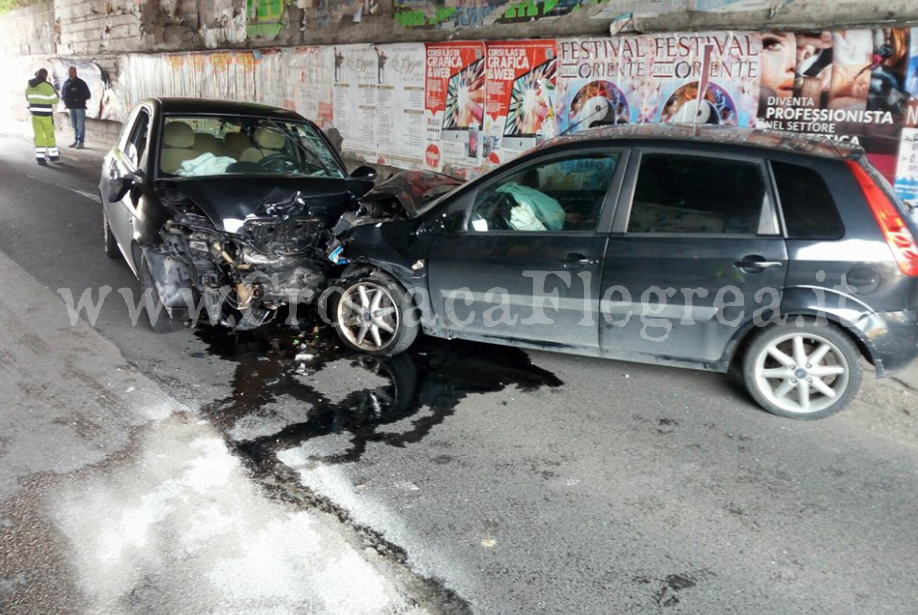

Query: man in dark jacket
[62,66,91,149]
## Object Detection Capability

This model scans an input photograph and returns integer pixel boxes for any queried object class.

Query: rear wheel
[743,319,861,419]
[332,270,418,356]
[140,256,183,333]
[103,210,119,259]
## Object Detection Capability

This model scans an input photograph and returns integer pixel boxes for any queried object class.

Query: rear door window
[627,153,770,235]
[771,160,845,239]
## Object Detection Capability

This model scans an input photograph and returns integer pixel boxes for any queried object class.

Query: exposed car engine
[148,190,349,329]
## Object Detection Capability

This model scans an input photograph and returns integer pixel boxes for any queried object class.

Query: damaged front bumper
[148,193,342,329]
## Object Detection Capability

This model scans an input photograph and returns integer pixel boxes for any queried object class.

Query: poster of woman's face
[760,31,796,104]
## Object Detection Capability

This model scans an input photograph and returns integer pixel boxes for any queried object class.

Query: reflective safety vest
[25,81,59,117]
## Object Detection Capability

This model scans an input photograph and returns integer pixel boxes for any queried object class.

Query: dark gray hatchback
[327,125,918,419]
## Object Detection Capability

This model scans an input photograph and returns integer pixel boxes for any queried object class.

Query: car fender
[721,286,886,372]
[141,245,194,311]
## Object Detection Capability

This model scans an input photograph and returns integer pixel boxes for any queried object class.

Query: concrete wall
[0,1,54,57]
[3,0,918,147]
[13,0,918,60]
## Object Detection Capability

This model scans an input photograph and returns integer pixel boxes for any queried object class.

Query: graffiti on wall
[394,0,791,30]
[246,0,288,39]
[49,59,125,121]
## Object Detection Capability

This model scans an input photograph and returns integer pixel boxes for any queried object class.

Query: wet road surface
[2,133,918,614]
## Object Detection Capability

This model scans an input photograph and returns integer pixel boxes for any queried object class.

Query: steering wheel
[259,153,299,173]
[494,192,518,230]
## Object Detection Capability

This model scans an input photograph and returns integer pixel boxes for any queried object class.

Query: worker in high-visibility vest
[25,68,60,166]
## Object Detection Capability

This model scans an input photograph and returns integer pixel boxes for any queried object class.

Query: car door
[599,149,788,365]
[427,148,628,349]
[103,107,150,273]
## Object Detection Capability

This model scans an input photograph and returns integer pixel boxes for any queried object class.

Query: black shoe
[37,159,47,166]
[76,143,84,149]
[68,142,77,148]
[49,156,60,163]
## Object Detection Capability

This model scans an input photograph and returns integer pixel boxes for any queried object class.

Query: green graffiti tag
[246,0,287,39]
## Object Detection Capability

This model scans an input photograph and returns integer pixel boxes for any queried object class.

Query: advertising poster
[757,28,913,182]
[555,37,645,136]
[252,49,288,109]
[332,44,378,161]
[424,41,486,172]
[288,46,335,127]
[646,31,760,127]
[895,129,918,205]
[483,40,558,165]
[894,28,918,204]
[375,43,427,168]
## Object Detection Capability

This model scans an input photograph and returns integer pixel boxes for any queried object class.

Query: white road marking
[26,174,97,202]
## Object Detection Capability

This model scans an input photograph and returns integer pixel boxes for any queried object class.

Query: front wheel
[332,270,418,356]
[742,319,862,419]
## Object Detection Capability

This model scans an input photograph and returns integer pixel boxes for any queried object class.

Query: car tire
[103,211,120,259]
[331,269,418,356]
[742,318,862,420]
[140,255,183,334]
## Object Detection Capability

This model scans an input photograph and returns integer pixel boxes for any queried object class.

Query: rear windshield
[159,115,345,180]
[771,160,844,240]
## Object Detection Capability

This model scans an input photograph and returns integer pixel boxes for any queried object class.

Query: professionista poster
[756,28,915,182]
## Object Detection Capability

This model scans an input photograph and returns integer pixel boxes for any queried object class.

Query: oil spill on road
[194,322,563,467]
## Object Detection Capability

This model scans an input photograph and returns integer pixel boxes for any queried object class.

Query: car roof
[147,97,306,121]
[549,124,863,160]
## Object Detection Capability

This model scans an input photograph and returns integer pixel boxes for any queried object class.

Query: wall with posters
[79,26,918,199]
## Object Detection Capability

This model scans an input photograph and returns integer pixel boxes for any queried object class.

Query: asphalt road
[1,132,917,615]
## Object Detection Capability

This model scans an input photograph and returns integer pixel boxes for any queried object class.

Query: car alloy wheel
[744,321,861,419]
[337,281,400,352]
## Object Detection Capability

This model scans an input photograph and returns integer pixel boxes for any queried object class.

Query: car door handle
[735,256,783,272]
[558,253,598,269]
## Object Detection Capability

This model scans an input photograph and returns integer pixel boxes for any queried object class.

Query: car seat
[160,122,200,174]
[239,127,287,163]
[223,132,252,159]
[193,132,228,157]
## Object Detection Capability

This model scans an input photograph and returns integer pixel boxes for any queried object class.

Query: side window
[771,160,844,239]
[628,154,767,235]
[126,111,149,168]
[468,154,618,233]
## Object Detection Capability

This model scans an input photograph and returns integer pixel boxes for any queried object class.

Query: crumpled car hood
[361,170,463,218]
[161,176,367,232]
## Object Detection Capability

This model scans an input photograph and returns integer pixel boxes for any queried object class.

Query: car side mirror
[445,211,466,232]
[350,165,378,181]
[107,176,133,202]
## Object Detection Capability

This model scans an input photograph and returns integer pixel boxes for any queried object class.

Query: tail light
[847,160,918,277]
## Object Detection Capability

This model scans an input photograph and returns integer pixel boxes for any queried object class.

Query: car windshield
[159,115,345,180]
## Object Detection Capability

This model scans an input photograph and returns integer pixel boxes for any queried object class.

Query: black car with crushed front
[99,98,377,331]
[326,125,918,420]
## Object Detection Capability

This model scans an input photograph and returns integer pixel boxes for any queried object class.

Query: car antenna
[559,103,606,136]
